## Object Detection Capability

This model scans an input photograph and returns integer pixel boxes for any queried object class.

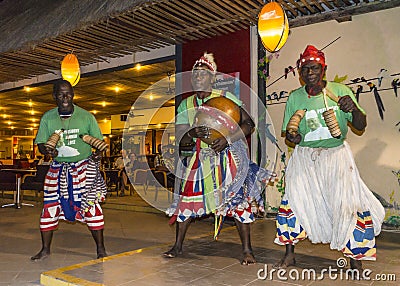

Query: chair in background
[0,170,17,198]
[119,169,134,196]
[21,165,50,200]
[153,170,174,202]
[132,169,149,195]
[105,169,120,197]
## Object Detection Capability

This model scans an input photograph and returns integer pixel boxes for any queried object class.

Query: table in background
[1,168,36,209]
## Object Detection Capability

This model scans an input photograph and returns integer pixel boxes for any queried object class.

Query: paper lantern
[61,53,80,86]
[258,2,289,53]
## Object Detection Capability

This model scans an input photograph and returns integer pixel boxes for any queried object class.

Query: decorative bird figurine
[367,82,385,120]
[377,68,388,87]
[355,85,363,102]
[284,66,296,79]
[392,79,399,97]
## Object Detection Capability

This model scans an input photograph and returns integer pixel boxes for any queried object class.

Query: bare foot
[97,249,107,259]
[163,246,182,258]
[273,253,296,268]
[241,251,256,265]
[350,259,363,271]
[31,249,50,261]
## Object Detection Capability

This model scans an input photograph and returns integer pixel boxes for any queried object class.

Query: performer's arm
[338,95,367,131]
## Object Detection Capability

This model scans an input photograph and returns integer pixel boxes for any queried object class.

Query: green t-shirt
[35,105,103,162]
[282,82,365,148]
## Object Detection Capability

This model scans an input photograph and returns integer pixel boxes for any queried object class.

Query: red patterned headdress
[298,45,326,68]
[193,52,217,73]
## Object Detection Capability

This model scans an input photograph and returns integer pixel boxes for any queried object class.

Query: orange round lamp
[61,53,80,86]
[258,2,289,53]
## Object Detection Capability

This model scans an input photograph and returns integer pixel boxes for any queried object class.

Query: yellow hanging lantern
[258,2,289,53]
[61,53,80,86]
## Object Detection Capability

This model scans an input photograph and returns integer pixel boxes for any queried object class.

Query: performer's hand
[188,126,210,139]
[286,131,302,145]
[211,137,228,153]
[338,95,357,113]
[45,147,58,158]
[90,150,102,162]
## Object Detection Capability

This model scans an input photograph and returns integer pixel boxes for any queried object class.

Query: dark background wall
[180,29,251,108]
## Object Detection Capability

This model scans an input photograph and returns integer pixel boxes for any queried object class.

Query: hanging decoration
[392,79,399,97]
[61,53,80,86]
[257,2,289,53]
[367,82,385,120]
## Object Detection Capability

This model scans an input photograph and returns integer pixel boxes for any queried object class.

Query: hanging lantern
[258,2,289,53]
[61,53,80,86]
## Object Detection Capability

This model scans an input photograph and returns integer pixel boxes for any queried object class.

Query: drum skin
[194,97,240,145]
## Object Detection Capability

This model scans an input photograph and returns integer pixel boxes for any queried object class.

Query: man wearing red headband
[274,45,384,271]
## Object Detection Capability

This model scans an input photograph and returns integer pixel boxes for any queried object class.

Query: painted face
[300,62,324,87]
[53,83,74,114]
[191,68,213,93]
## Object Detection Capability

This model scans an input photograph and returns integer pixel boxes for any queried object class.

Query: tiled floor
[0,192,399,286]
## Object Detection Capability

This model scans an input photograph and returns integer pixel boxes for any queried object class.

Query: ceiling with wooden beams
[0,60,176,133]
[0,0,399,134]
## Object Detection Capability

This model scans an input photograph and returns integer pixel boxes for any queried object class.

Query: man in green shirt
[274,45,384,272]
[31,80,107,261]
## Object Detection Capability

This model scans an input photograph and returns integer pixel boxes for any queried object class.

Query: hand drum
[194,97,240,145]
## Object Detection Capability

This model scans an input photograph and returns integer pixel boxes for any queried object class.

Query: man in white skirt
[274,45,385,271]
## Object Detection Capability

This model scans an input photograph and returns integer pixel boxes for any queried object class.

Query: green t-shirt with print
[35,105,103,162]
[282,81,365,148]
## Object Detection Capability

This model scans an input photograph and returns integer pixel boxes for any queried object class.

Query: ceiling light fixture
[258,2,289,53]
[61,52,81,86]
